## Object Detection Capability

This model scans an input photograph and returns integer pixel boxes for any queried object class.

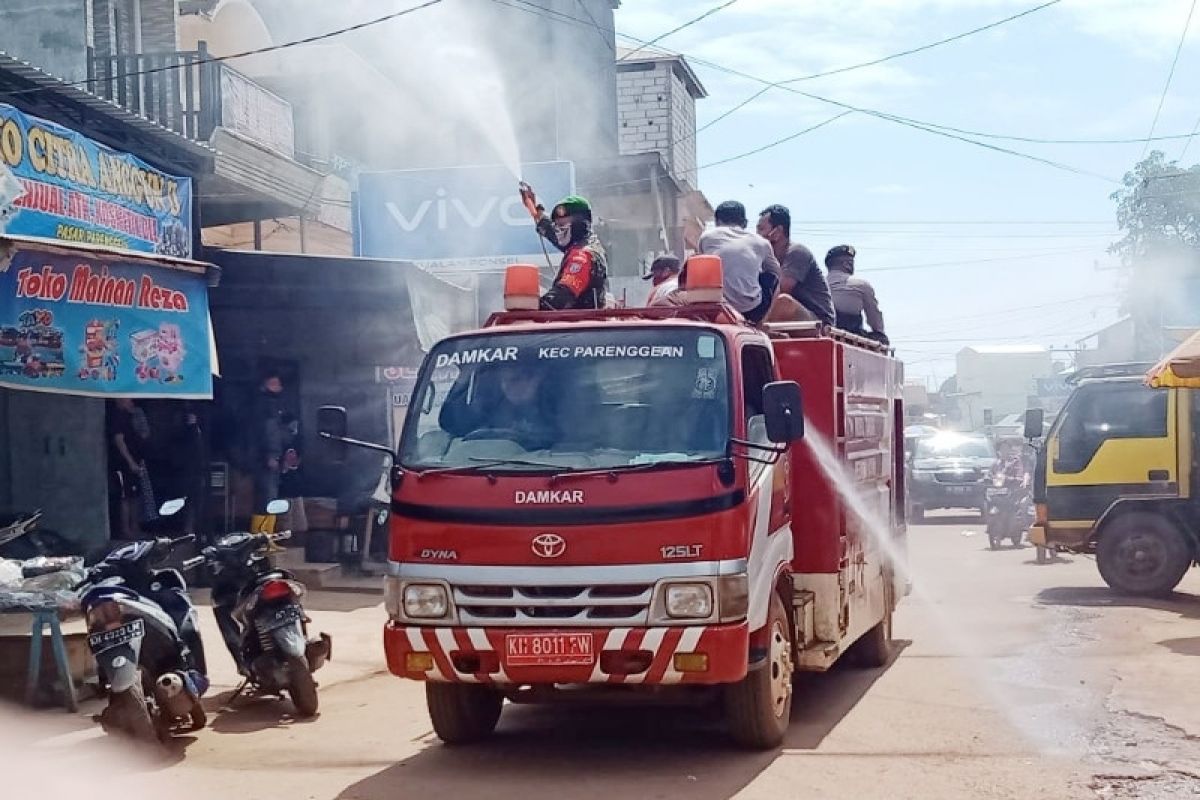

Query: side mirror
[266,499,290,516]
[318,405,349,463]
[1023,408,1045,440]
[159,498,186,517]
[318,405,348,439]
[762,381,805,444]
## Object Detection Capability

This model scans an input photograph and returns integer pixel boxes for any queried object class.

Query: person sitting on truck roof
[532,195,609,311]
[826,245,888,345]
[755,204,835,326]
[643,254,681,306]
[698,201,781,323]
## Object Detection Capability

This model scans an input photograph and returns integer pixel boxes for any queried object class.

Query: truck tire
[426,683,503,745]
[850,610,893,668]
[1097,512,1193,598]
[724,593,793,750]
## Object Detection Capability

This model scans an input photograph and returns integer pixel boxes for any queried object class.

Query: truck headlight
[718,574,749,621]
[403,583,449,619]
[664,583,713,619]
[384,576,402,619]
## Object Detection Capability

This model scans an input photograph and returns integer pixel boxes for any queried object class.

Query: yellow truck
[1027,363,1199,596]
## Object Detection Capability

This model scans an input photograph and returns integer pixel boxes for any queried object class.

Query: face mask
[553,221,572,247]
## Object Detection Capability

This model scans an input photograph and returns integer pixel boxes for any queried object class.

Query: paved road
[6,515,1200,799]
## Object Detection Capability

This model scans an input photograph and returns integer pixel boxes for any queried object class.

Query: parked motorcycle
[984,474,1033,550]
[76,499,209,743]
[201,500,331,718]
[0,510,72,561]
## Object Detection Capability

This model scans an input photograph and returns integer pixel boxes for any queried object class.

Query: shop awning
[0,235,218,399]
[1145,329,1200,388]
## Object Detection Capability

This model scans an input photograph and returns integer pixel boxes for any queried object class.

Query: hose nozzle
[518,181,542,221]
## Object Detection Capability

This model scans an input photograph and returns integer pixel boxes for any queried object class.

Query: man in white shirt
[643,254,681,306]
[698,201,781,322]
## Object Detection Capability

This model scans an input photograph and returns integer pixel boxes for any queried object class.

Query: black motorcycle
[201,500,331,717]
[0,510,72,560]
[984,473,1033,550]
[76,499,209,743]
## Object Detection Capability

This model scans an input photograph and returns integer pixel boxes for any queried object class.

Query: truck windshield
[915,436,994,459]
[399,328,730,473]
[1050,381,1168,473]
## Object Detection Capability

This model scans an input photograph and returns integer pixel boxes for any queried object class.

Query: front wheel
[724,592,793,749]
[286,655,320,718]
[1097,512,1193,597]
[426,683,503,745]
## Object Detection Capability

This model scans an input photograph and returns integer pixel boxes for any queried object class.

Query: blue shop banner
[0,241,212,398]
[0,103,192,257]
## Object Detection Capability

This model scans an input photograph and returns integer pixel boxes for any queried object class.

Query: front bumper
[911,479,986,509]
[383,621,750,686]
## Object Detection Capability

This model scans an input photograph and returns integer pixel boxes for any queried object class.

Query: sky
[610,0,1200,386]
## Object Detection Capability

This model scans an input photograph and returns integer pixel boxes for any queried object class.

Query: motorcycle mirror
[159,498,186,517]
[266,499,291,515]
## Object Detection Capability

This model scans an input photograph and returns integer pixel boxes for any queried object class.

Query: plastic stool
[25,609,78,712]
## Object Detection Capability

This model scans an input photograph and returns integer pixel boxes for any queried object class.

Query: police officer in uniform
[826,245,888,345]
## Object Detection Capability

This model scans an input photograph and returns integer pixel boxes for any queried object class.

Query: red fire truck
[320,261,907,749]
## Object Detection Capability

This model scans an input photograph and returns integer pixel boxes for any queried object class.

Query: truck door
[1046,381,1175,525]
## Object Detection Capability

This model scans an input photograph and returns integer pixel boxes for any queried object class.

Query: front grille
[935,470,980,484]
[454,583,653,626]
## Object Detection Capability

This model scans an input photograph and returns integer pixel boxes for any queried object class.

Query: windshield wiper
[549,457,725,482]
[414,457,564,478]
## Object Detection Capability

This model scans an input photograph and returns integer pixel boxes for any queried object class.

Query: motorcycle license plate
[504,633,594,667]
[949,486,972,495]
[259,604,303,631]
[88,619,144,652]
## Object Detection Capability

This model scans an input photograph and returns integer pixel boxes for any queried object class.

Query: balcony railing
[86,41,295,158]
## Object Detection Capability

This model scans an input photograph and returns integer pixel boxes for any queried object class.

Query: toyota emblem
[531,533,567,559]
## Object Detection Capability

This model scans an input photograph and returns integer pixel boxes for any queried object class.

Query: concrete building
[953,345,1054,431]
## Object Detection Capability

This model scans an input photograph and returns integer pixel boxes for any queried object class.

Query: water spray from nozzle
[518,181,554,271]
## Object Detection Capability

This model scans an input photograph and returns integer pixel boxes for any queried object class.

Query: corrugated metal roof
[0,51,215,162]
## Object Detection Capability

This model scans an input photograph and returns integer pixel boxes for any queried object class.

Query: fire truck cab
[320,261,907,749]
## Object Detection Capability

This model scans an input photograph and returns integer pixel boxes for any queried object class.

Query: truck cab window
[1054,383,1168,474]
[741,345,774,445]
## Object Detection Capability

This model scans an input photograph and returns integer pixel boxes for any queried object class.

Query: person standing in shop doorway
[251,370,299,530]
[108,397,156,539]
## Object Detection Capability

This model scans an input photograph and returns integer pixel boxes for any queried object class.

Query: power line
[1180,112,1200,160]
[862,247,1099,273]
[587,112,849,192]
[1142,0,1198,159]
[697,0,1062,136]
[793,220,1115,225]
[699,112,852,169]
[0,0,445,98]
[498,0,1112,182]
[573,0,615,53]
[619,0,742,62]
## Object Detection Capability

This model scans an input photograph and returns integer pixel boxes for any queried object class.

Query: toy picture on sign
[131,322,187,384]
[79,318,120,381]
[0,308,66,378]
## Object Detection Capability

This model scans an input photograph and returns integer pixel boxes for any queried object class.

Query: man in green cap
[528,193,609,310]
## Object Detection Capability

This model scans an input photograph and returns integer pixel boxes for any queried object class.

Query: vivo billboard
[354,161,575,261]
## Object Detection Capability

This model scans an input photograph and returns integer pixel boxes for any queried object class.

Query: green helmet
[552,195,592,220]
